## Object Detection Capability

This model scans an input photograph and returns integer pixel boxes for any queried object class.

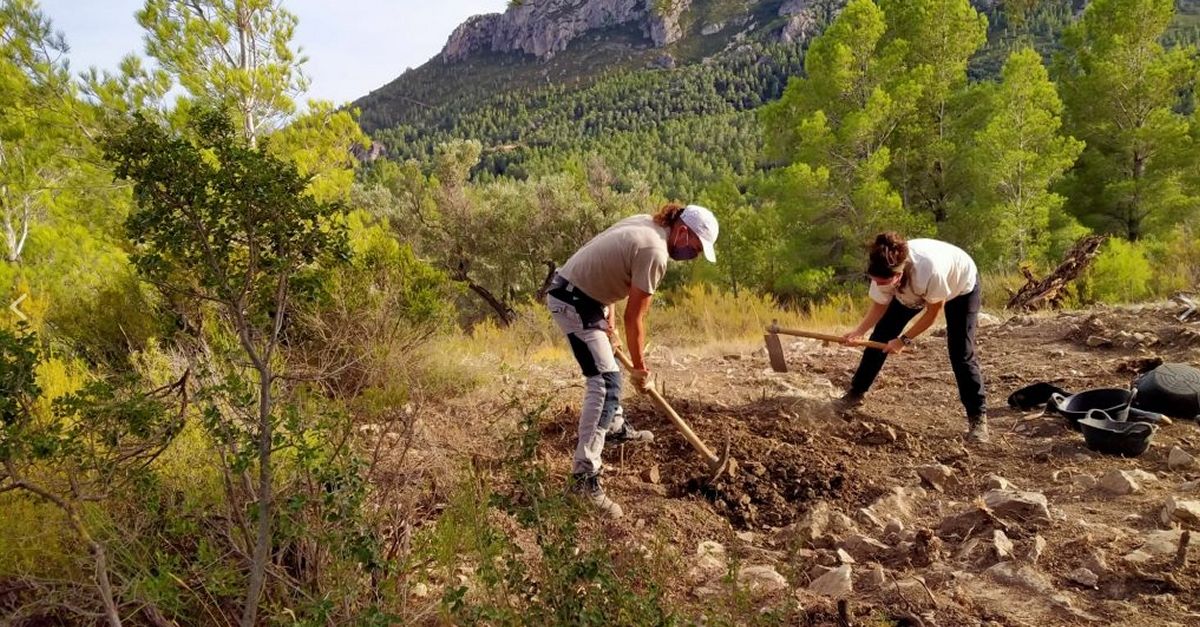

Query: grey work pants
[547,293,627,475]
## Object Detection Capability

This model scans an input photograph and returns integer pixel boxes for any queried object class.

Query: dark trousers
[849,280,986,417]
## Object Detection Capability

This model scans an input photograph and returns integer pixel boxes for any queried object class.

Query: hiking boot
[572,472,624,518]
[606,424,655,447]
[966,414,990,443]
[834,391,865,413]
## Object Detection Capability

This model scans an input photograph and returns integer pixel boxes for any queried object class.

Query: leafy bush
[1081,238,1155,303]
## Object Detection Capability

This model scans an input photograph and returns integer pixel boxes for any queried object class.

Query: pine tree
[760,0,930,281]
[959,46,1084,267]
[1055,0,1198,240]
[137,0,309,144]
[880,0,989,225]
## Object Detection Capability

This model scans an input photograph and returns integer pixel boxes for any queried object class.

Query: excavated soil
[432,301,1200,625]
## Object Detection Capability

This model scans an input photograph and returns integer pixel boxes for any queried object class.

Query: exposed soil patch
[516,302,1200,625]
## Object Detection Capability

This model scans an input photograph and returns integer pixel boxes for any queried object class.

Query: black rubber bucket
[1133,363,1200,419]
[1078,409,1156,458]
[1050,388,1131,431]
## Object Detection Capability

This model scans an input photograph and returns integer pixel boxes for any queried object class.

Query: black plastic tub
[1133,363,1200,419]
[1078,410,1156,458]
[1050,389,1131,431]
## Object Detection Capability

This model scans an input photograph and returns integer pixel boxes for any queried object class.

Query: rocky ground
[411,302,1200,625]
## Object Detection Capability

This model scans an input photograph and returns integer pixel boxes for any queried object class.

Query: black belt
[548,274,603,313]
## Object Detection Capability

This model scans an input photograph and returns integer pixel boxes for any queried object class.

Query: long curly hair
[652,202,686,228]
[867,232,909,279]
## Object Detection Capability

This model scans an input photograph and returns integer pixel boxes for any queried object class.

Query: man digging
[547,203,719,517]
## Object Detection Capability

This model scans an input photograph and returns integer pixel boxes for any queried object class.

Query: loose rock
[689,541,727,581]
[840,534,890,561]
[868,486,927,523]
[641,465,661,484]
[1127,469,1159,484]
[856,507,884,530]
[738,565,788,593]
[916,463,958,491]
[861,563,887,590]
[1169,446,1196,471]
[862,424,898,445]
[1160,497,1200,528]
[1086,335,1113,348]
[986,474,1016,491]
[1082,550,1108,576]
[1068,567,1099,588]
[984,490,1053,526]
[984,561,1054,594]
[808,564,852,597]
[1026,535,1047,564]
[1099,469,1142,495]
[1123,529,1199,564]
[993,529,1014,560]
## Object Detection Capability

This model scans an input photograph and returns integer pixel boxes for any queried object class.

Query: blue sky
[39,0,508,105]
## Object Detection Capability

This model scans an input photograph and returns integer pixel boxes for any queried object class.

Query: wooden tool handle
[768,323,890,351]
[613,349,717,463]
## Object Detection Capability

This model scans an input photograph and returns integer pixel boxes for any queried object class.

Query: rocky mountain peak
[442,0,692,63]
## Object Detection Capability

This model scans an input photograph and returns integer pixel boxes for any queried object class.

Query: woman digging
[839,232,989,443]
[546,203,719,517]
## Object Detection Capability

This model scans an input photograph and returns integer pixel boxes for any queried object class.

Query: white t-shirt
[868,239,978,308]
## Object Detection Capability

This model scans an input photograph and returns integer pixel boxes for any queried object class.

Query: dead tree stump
[1006,235,1108,311]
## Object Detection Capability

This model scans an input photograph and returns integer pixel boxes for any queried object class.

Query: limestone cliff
[442,0,693,63]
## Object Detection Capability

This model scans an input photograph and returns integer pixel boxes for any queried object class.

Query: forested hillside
[355,0,1200,310]
[357,0,1200,206]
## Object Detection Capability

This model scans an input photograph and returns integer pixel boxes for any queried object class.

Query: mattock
[613,348,735,483]
[764,319,889,373]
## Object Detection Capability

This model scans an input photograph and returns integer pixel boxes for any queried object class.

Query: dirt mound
[683,437,856,529]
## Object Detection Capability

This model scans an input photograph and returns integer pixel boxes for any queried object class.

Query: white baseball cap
[680,204,719,263]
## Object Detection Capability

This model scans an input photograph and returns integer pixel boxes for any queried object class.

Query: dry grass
[454,286,870,365]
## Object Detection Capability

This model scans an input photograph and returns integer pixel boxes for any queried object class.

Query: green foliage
[1080,237,1155,302]
[1055,0,1198,240]
[0,324,39,429]
[881,0,989,225]
[759,0,932,279]
[364,141,651,324]
[267,101,368,203]
[953,46,1084,267]
[367,40,805,195]
[137,0,309,141]
[104,107,349,320]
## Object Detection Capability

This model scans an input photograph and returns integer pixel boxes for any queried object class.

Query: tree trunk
[239,364,274,627]
[1006,235,1107,311]
[92,540,123,627]
[467,280,515,326]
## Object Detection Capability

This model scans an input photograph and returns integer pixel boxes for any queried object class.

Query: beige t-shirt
[558,214,670,305]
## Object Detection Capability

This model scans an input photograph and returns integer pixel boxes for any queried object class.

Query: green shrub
[1081,238,1154,303]
[1145,224,1200,295]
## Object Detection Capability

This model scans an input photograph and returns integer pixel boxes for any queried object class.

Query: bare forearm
[904,305,942,339]
[856,302,888,333]
[624,314,646,369]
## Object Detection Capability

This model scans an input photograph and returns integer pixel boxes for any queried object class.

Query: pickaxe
[613,348,735,482]
[764,319,888,373]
